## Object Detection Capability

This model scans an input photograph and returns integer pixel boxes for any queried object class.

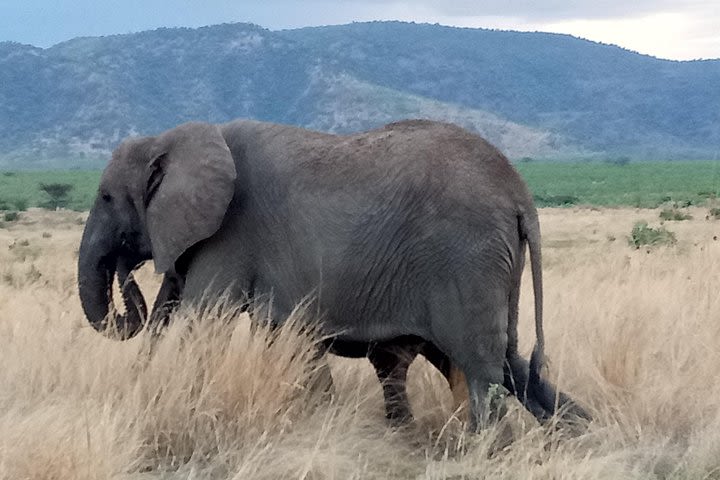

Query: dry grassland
[1,207,720,479]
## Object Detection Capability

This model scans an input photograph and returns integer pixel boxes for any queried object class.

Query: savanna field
[2,164,720,478]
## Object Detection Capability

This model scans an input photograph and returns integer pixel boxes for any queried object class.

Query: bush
[708,207,720,220]
[39,182,74,210]
[709,208,720,220]
[659,208,692,221]
[0,198,28,211]
[628,221,677,248]
[13,198,28,211]
[605,156,631,166]
[698,190,717,199]
[533,194,580,207]
[3,211,19,222]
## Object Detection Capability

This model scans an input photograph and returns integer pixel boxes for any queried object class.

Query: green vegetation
[3,211,19,222]
[0,197,27,211]
[0,171,99,211]
[39,182,74,210]
[709,207,720,219]
[628,221,677,248]
[0,161,719,211]
[2,22,719,168]
[659,208,693,221]
[517,160,720,208]
[531,194,580,207]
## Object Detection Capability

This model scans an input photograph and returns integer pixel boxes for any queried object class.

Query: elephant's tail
[519,209,545,400]
[519,209,592,423]
[520,208,592,421]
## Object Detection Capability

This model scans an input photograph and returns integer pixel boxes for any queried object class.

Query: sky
[0,1,718,61]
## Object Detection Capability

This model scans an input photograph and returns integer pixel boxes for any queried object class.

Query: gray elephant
[78,119,585,431]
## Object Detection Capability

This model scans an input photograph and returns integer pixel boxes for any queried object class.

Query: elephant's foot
[384,398,414,427]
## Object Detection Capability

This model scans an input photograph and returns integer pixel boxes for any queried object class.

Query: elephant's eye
[101,192,112,202]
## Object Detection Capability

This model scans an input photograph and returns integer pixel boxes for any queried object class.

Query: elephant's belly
[251,273,425,342]
[317,286,427,342]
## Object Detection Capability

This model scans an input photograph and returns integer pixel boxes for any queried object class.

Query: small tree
[39,183,74,210]
[606,155,631,166]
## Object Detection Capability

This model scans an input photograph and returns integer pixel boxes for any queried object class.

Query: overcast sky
[1,1,717,60]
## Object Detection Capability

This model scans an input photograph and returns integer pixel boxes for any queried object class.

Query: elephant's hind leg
[527,370,592,423]
[430,287,509,432]
[504,353,552,421]
[418,342,469,415]
[503,251,556,422]
[461,343,506,432]
[423,345,551,422]
[506,352,592,424]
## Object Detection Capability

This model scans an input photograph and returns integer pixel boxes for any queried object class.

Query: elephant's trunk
[78,212,147,340]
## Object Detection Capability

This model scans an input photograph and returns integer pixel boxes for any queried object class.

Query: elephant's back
[224,118,533,215]
[346,119,534,214]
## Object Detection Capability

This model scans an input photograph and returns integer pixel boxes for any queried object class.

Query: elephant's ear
[145,122,236,273]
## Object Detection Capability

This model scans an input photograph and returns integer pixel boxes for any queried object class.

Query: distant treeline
[2,161,719,213]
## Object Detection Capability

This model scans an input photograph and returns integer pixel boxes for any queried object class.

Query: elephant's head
[78,122,237,339]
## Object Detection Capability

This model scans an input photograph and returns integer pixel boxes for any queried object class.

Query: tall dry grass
[1,207,720,479]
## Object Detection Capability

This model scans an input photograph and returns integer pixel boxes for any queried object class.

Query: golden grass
[1,207,720,479]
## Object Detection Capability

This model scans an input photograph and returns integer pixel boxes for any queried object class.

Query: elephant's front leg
[368,344,416,425]
[148,274,184,332]
[369,340,470,425]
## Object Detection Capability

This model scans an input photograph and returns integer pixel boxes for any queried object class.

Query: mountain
[1,21,718,169]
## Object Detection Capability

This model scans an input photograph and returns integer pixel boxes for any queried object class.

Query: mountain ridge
[1,21,717,169]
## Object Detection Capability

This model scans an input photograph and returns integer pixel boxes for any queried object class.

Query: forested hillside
[1,21,718,168]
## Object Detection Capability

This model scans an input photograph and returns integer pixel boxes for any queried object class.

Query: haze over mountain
[1,21,718,169]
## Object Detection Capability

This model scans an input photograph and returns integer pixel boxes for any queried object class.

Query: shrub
[698,190,717,199]
[708,207,720,220]
[13,198,28,211]
[3,211,19,222]
[659,208,692,221]
[533,194,580,207]
[605,156,631,166]
[39,182,74,210]
[628,221,677,248]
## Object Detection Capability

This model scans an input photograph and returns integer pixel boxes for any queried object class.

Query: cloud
[0,0,717,59]
[318,0,687,21]
[313,0,718,60]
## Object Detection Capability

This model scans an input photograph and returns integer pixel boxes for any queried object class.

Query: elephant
[150,279,557,425]
[78,119,586,431]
